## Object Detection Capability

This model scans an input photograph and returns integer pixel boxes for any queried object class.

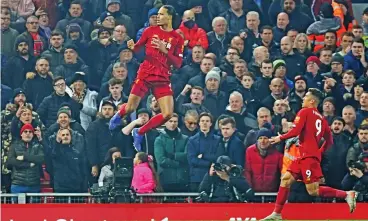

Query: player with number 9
[261,88,358,220]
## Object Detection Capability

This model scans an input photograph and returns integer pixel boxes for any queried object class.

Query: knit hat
[100,12,113,22]
[67,23,82,33]
[257,128,272,139]
[71,72,87,85]
[323,96,336,106]
[273,59,286,70]
[306,56,321,66]
[188,0,205,9]
[13,88,26,100]
[98,27,111,37]
[137,108,150,116]
[57,107,71,118]
[216,155,232,167]
[331,55,344,64]
[15,36,28,47]
[118,41,131,53]
[106,0,121,8]
[63,43,78,52]
[20,123,34,135]
[205,67,221,82]
[364,7,368,15]
[320,2,334,19]
[101,100,116,109]
[294,75,307,84]
[148,8,158,18]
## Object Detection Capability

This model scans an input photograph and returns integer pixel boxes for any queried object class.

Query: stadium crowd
[1,0,368,202]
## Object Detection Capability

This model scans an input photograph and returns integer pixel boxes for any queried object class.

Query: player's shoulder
[145,26,158,32]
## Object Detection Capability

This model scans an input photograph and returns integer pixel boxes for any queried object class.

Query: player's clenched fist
[127,39,135,50]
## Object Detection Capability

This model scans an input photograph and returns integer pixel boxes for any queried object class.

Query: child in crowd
[131,152,162,193]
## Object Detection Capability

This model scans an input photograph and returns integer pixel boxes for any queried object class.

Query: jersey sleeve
[133,27,151,52]
[280,108,308,140]
[320,119,334,153]
[167,34,184,69]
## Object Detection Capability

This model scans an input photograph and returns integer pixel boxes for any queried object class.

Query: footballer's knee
[306,183,319,196]
[280,172,295,188]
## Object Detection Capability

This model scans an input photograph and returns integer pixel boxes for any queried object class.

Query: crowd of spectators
[1,0,368,202]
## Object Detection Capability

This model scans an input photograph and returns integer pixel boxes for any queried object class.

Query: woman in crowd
[98,147,122,184]
[293,33,314,58]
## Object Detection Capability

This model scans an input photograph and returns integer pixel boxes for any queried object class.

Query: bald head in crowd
[182,10,195,22]
[277,12,289,29]
[231,36,245,54]
[280,36,293,54]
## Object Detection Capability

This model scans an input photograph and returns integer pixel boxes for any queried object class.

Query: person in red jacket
[178,10,208,50]
[244,128,283,192]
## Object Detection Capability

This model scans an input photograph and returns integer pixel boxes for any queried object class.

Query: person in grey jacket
[176,85,210,118]
[7,124,44,193]
[66,72,98,130]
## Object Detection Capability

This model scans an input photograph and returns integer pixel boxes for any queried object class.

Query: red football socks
[118,103,127,117]
[274,186,290,214]
[318,186,347,199]
[138,113,165,135]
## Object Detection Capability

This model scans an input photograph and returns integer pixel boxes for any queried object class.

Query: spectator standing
[15,15,47,56]
[2,37,36,89]
[207,17,233,59]
[41,30,65,72]
[37,76,81,128]
[245,128,283,192]
[1,10,19,58]
[66,72,98,130]
[132,152,162,193]
[176,85,210,118]
[178,10,208,50]
[55,0,92,41]
[154,114,189,192]
[22,58,53,110]
[7,124,44,193]
[187,113,221,191]
[273,12,290,44]
[344,38,368,78]
[220,0,246,35]
[279,36,306,80]
[49,128,87,193]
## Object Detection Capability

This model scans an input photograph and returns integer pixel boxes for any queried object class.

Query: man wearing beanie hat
[137,8,158,41]
[2,38,36,89]
[203,67,227,119]
[54,43,90,87]
[305,56,323,90]
[328,55,344,83]
[7,123,44,193]
[55,1,92,41]
[104,0,135,39]
[306,3,341,53]
[288,75,307,112]
[245,127,283,192]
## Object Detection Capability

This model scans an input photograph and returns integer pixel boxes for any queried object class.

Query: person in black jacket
[49,128,87,193]
[85,100,116,183]
[198,155,253,202]
[7,124,44,193]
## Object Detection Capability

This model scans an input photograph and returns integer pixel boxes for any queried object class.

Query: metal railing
[1,192,349,204]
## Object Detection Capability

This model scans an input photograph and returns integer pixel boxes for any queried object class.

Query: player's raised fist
[127,39,135,50]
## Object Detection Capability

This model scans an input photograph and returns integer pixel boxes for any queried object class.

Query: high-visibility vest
[282,141,301,175]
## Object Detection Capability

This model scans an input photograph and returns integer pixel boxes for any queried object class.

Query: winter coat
[7,139,44,186]
[245,144,282,192]
[85,117,116,167]
[54,60,90,87]
[307,17,342,52]
[49,133,87,192]
[10,112,45,140]
[41,47,64,72]
[2,54,36,89]
[203,89,228,120]
[22,72,54,110]
[131,162,155,193]
[171,62,201,97]
[218,134,245,166]
[14,31,48,56]
[36,92,82,128]
[208,0,230,21]
[175,94,210,117]
[344,51,367,79]
[346,142,365,168]
[120,0,146,30]
[154,130,189,186]
[1,27,19,58]
[101,58,139,86]
[65,87,98,130]
[207,31,233,60]
[55,14,92,41]
[187,131,221,183]
[280,53,306,80]
[45,121,85,142]
[178,22,208,50]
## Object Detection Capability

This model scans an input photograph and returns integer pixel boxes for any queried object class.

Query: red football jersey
[280,107,333,161]
[134,26,184,80]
